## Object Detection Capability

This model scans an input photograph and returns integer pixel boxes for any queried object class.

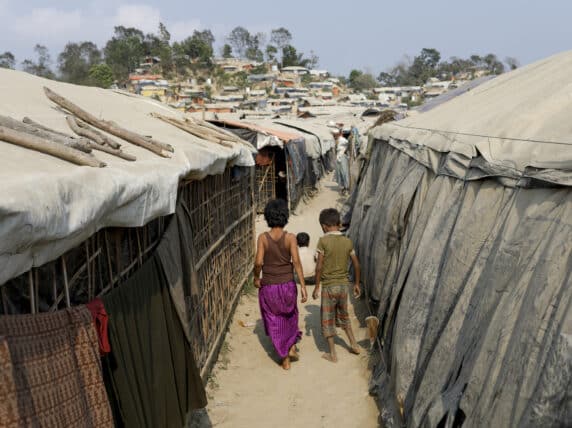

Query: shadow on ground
[187,408,213,428]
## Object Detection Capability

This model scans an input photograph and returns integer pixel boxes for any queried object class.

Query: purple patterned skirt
[258,280,302,358]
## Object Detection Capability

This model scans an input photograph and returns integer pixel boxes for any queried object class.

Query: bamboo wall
[0,167,255,375]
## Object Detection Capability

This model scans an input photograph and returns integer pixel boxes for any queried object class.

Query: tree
[281,45,310,68]
[222,44,233,58]
[173,30,214,64]
[245,32,265,62]
[306,50,319,69]
[270,27,292,50]
[408,48,441,85]
[505,56,519,71]
[265,45,277,62]
[377,71,397,87]
[0,51,15,69]
[349,69,376,91]
[483,53,505,74]
[227,26,251,58]
[21,44,55,79]
[147,23,173,75]
[89,63,114,88]
[104,26,146,81]
[58,41,101,84]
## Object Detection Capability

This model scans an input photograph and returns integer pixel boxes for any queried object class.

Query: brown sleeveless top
[261,231,294,285]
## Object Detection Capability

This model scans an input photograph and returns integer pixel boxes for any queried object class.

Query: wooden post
[0,126,106,167]
[43,87,172,157]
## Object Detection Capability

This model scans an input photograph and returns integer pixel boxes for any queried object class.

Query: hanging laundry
[0,307,113,427]
[86,298,111,356]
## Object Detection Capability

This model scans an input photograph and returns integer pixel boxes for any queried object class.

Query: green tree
[270,27,292,50]
[281,45,310,68]
[348,69,376,91]
[505,56,519,71]
[0,51,15,69]
[483,53,505,74]
[245,32,265,62]
[147,23,173,75]
[89,63,114,88]
[377,71,397,87]
[232,71,248,89]
[173,30,214,64]
[58,41,101,84]
[265,45,277,62]
[227,26,251,58]
[21,44,55,79]
[104,26,146,81]
[222,44,233,58]
[408,48,441,84]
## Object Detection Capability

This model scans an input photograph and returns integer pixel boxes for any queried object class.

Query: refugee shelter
[208,118,310,212]
[348,52,572,427]
[0,69,256,427]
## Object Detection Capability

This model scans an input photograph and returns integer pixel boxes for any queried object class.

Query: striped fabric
[0,307,113,427]
[320,284,350,338]
[258,281,301,358]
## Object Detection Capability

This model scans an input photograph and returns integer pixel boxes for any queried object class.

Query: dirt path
[196,177,379,427]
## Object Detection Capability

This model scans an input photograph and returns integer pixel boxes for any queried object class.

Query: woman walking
[254,199,308,370]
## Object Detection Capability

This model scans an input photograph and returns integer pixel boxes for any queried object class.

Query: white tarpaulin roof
[0,69,254,285]
[372,51,572,181]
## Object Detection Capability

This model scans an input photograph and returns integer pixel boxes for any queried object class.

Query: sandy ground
[191,176,379,427]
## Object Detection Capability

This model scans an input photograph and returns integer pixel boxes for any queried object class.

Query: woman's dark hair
[264,199,289,228]
[319,208,341,227]
[296,232,310,247]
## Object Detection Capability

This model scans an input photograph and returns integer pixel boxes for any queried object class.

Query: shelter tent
[0,69,257,426]
[208,118,310,212]
[348,52,572,427]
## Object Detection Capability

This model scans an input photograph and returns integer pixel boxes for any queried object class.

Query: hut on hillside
[348,52,572,427]
[0,69,256,427]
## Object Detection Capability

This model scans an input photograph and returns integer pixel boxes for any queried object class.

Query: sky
[1,0,572,76]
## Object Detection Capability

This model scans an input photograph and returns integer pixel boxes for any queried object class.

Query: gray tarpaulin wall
[348,52,572,427]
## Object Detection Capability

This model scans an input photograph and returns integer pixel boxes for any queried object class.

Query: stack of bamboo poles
[0,87,177,167]
[151,113,255,151]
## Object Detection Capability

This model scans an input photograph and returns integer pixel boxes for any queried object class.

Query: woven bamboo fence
[0,167,255,376]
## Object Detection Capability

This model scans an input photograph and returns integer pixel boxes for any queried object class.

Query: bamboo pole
[43,87,172,157]
[0,115,92,153]
[23,117,76,138]
[152,113,235,148]
[75,118,122,149]
[66,116,136,161]
[0,126,106,167]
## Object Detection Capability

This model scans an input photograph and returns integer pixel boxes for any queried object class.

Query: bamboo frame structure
[0,166,255,378]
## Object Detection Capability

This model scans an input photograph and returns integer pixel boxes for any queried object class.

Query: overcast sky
[1,0,571,76]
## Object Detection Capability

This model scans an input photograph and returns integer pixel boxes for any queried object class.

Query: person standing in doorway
[254,199,308,370]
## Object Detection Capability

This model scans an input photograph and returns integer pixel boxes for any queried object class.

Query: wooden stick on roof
[43,87,172,158]
[72,118,122,150]
[0,115,92,153]
[66,116,136,161]
[151,113,236,149]
[0,125,106,167]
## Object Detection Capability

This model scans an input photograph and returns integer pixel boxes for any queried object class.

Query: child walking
[296,232,316,285]
[312,208,361,362]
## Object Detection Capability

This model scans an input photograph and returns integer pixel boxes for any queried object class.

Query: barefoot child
[312,208,361,362]
[296,232,316,285]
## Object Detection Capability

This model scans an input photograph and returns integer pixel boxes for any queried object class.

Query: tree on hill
[222,44,233,58]
[22,44,55,79]
[174,30,214,63]
[58,41,101,84]
[0,51,15,69]
[89,63,114,88]
[104,26,146,81]
[348,69,376,91]
[227,26,251,58]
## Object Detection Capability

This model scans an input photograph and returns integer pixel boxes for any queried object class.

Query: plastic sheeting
[0,69,254,285]
[349,139,572,428]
